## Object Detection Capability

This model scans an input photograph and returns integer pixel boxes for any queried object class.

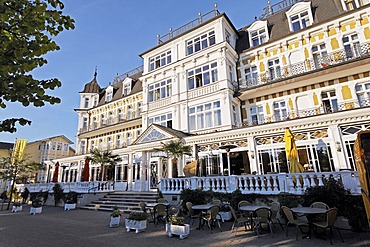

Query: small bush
[64,191,77,204]
[127,211,147,221]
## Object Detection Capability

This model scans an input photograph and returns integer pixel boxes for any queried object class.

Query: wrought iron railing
[157,7,220,44]
[239,41,370,89]
[79,111,141,134]
[115,65,144,83]
[259,0,303,20]
[242,98,370,127]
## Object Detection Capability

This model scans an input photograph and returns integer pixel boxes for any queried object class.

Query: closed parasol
[284,128,304,173]
[52,162,60,183]
[81,159,90,182]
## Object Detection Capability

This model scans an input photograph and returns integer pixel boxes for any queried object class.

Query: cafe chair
[210,199,222,206]
[139,201,153,222]
[310,202,330,222]
[157,197,167,203]
[228,205,251,235]
[312,208,343,245]
[186,202,201,226]
[253,208,273,238]
[238,200,252,217]
[270,202,284,230]
[153,203,167,226]
[282,206,309,241]
[201,205,222,232]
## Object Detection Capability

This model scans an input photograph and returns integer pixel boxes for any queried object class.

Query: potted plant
[11,201,22,213]
[30,195,43,215]
[64,191,77,211]
[125,211,147,233]
[109,205,121,228]
[217,202,232,222]
[166,215,190,239]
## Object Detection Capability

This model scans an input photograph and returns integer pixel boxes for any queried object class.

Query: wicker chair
[253,208,273,238]
[312,208,343,245]
[228,205,251,235]
[270,202,284,230]
[153,203,167,226]
[201,205,222,232]
[185,202,201,225]
[282,206,309,241]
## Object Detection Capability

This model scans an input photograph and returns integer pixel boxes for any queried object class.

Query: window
[232,104,237,125]
[187,30,215,55]
[250,105,264,125]
[80,141,85,154]
[84,98,89,108]
[290,11,310,31]
[100,114,105,127]
[116,135,121,148]
[91,140,95,150]
[107,137,112,149]
[187,62,218,90]
[312,43,328,68]
[82,118,88,129]
[63,144,68,152]
[268,59,281,80]
[149,50,171,71]
[251,28,266,46]
[189,101,221,131]
[225,30,231,44]
[123,82,131,96]
[286,2,313,32]
[247,20,268,47]
[118,109,124,122]
[245,66,258,86]
[149,113,173,128]
[355,82,370,107]
[321,90,338,113]
[342,33,361,59]
[342,0,358,10]
[148,79,172,102]
[274,101,287,121]
[94,97,98,106]
[57,143,62,151]
[106,90,113,102]
[107,111,114,124]
[126,132,132,145]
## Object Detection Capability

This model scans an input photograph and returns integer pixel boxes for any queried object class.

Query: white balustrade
[160,171,361,195]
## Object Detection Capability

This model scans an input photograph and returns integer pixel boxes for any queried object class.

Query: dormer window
[286,2,313,32]
[247,20,269,47]
[123,83,131,96]
[84,97,89,108]
[106,86,113,102]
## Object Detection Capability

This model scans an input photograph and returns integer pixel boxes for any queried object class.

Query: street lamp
[219,144,237,176]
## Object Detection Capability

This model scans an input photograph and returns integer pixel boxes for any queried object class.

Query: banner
[11,139,28,166]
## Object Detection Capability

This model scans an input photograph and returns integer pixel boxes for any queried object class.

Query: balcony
[239,41,370,89]
[243,98,370,127]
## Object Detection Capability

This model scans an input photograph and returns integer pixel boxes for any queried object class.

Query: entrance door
[150,161,158,189]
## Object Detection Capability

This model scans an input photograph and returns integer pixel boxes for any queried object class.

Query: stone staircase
[80,191,158,214]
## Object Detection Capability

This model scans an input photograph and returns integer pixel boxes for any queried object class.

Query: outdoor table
[291,207,328,238]
[239,205,270,230]
[192,204,214,230]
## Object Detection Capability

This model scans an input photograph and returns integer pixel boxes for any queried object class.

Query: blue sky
[0,0,270,147]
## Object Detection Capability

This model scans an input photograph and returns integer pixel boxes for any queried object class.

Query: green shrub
[127,211,147,221]
[52,183,64,207]
[168,215,185,226]
[64,191,77,204]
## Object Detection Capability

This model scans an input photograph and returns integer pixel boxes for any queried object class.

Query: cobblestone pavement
[0,205,369,247]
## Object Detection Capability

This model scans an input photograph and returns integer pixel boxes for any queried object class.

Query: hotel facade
[37,0,369,196]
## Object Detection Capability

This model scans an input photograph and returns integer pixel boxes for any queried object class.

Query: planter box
[165,224,190,239]
[30,207,42,215]
[64,203,76,211]
[125,219,147,233]
[216,211,232,222]
[11,206,22,213]
[109,216,120,228]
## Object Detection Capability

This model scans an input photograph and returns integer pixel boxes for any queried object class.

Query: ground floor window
[257,148,288,174]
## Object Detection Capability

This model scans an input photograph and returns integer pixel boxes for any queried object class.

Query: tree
[86,149,122,181]
[0,0,75,133]
[0,153,44,210]
[155,140,192,178]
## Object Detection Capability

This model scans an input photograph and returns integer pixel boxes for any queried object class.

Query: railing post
[190,177,197,190]
[277,173,287,193]
[228,176,237,193]
[341,170,358,194]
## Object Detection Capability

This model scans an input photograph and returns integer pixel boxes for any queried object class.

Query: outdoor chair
[228,205,251,235]
[185,202,201,226]
[238,200,252,217]
[253,208,273,238]
[281,206,309,241]
[310,202,330,222]
[157,198,167,203]
[153,203,167,226]
[210,199,222,207]
[139,201,154,222]
[270,202,284,230]
[201,205,222,232]
[312,208,343,245]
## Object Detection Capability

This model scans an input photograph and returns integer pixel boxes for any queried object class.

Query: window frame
[148,79,172,102]
[186,30,216,56]
[286,2,313,32]
[149,50,171,71]
[188,101,222,131]
[187,62,218,90]
[247,20,269,47]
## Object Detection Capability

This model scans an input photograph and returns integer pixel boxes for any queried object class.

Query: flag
[11,139,28,166]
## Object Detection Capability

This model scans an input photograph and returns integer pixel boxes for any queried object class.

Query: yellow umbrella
[284,128,304,173]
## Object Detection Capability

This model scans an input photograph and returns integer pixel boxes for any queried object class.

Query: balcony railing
[157,7,220,44]
[79,111,142,134]
[161,171,360,195]
[239,41,370,89]
[244,98,370,127]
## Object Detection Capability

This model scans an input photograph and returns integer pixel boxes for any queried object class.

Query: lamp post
[219,144,237,176]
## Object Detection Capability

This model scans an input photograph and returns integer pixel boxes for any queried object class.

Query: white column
[327,124,348,170]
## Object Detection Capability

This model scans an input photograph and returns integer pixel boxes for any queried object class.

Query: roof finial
[267,0,272,15]
[94,66,97,79]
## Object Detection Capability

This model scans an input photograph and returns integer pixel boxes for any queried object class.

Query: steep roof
[236,0,345,53]
[80,72,101,94]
